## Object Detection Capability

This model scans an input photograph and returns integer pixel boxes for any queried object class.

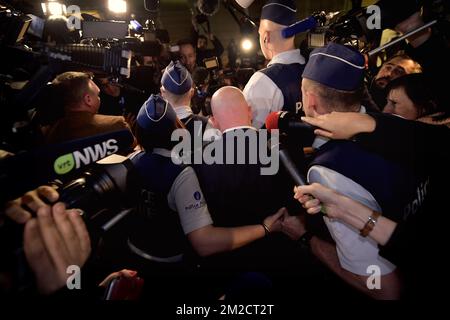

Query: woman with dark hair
[383,73,442,120]
[126,94,285,299]
[293,111,450,298]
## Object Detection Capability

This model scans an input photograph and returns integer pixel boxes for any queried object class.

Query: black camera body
[0,4,32,46]
[305,0,448,51]
[0,154,140,296]
[58,154,140,231]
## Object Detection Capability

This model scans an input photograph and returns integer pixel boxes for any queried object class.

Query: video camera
[0,130,135,203]
[0,133,140,295]
[1,18,133,114]
[1,130,139,252]
[0,4,32,47]
[190,56,223,115]
[56,154,140,231]
[283,0,448,52]
[0,3,139,153]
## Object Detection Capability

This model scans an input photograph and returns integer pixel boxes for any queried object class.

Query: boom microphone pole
[368,19,437,56]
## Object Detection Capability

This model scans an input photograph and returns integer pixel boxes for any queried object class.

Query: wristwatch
[297,230,314,249]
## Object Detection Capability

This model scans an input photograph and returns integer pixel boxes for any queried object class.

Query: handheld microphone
[278,145,308,186]
[266,111,315,147]
[274,143,327,214]
[281,15,318,38]
[266,111,313,132]
[0,129,134,202]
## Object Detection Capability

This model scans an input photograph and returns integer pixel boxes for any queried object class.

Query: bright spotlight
[241,38,253,52]
[108,0,127,14]
[41,1,66,16]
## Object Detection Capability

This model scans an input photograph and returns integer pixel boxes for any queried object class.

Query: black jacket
[354,113,450,298]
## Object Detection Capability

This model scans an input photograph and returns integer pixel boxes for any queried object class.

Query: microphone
[266,111,315,147]
[275,143,327,214]
[281,15,318,38]
[278,145,308,186]
[0,129,134,202]
[266,111,314,132]
[267,113,308,186]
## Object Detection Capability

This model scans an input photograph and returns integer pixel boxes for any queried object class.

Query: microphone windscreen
[265,111,281,131]
[0,129,134,202]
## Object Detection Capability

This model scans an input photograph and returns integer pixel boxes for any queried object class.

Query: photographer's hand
[3,186,59,224]
[23,202,91,295]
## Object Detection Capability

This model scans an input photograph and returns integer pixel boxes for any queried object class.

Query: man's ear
[189,87,195,99]
[83,92,92,107]
[263,31,270,45]
[307,92,323,117]
[209,115,219,130]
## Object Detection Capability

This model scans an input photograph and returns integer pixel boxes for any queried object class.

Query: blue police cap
[261,0,297,26]
[161,60,193,95]
[302,43,366,91]
[137,94,177,133]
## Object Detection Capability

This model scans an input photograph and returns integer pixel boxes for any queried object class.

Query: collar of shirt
[173,105,193,120]
[222,125,257,135]
[312,106,367,150]
[268,49,305,67]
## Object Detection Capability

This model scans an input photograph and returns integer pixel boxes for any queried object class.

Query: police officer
[128,94,285,298]
[243,0,306,128]
[282,43,431,299]
[160,60,209,137]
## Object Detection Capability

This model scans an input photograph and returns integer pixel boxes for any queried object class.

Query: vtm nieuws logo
[53,139,119,175]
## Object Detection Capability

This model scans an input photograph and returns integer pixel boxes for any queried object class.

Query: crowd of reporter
[1,0,450,302]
